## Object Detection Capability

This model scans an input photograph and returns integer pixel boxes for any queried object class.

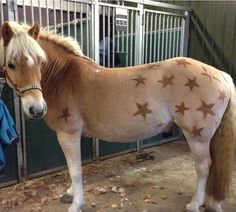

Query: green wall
[163,0,236,81]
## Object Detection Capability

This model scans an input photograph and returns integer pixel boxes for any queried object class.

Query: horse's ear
[1,22,14,47]
[28,23,40,40]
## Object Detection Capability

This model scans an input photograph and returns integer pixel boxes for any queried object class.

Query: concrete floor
[0,140,235,212]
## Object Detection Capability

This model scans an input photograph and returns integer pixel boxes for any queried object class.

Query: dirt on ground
[0,140,235,212]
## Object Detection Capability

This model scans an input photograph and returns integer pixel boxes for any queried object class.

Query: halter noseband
[1,47,42,97]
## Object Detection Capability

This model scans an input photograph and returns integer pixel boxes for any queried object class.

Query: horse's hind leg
[209,202,223,212]
[57,130,83,212]
[184,133,212,212]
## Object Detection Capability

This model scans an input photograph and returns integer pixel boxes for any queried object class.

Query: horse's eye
[7,63,16,70]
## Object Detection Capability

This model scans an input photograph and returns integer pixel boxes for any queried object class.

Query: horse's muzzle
[28,103,47,119]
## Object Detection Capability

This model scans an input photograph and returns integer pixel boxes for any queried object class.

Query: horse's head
[0,22,47,119]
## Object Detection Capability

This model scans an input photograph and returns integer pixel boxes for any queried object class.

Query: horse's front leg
[60,181,73,203]
[57,130,83,212]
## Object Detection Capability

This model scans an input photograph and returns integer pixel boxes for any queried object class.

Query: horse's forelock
[6,30,46,64]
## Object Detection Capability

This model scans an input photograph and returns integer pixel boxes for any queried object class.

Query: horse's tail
[206,72,236,202]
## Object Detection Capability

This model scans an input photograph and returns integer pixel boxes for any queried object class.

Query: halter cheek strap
[3,68,42,97]
[1,47,42,97]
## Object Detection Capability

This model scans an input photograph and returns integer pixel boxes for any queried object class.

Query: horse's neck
[39,37,100,95]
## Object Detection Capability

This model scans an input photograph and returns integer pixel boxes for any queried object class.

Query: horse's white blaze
[21,94,46,118]
[25,55,35,66]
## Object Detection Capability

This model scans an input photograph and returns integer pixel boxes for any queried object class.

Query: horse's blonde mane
[39,28,84,56]
[6,22,47,63]
[6,22,85,65]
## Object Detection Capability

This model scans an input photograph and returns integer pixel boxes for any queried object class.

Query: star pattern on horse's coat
[185,77,200,90]
[175,102,190,116]
[218,90,227,102]
[196,100,215,118]
[133,102,152,120]
[176,59,191,68]
[191,126,204,137]
[201,66,212,82]
[131,75,147,87]
[147,63,161,69]
[213,76,220,83]
[158,75,174,88]
[59,107,72,122]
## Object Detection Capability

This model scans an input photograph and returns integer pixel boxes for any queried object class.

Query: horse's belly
[82,110,173,142]
[83,125,165,142]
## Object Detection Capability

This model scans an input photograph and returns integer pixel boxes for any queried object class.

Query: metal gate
[0,0,190,186]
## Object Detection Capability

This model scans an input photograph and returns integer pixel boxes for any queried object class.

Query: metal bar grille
[22,0,26,23]
[80,3,83,51]
[67,1,70,36]
[60,0,64,35]
[0,0,4,25]
[153,13,157,62]
[108,6,111,67]
[38,0,41,26]
[53,0,56,32]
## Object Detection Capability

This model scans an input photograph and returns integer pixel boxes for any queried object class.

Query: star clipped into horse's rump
[176,59,192,68]
[218,90,227,102]
[158,75,174,88]
[185,77,200,91]
[133,102,152,121]
[175,102,190,116]
[196,100,215,119]
[131,75,147,87]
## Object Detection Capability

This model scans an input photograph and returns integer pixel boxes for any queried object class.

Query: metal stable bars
[0,0,190,186]
[143,10,184,64]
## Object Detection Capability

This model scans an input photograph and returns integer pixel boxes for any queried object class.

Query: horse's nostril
[29,106,35,115]
[29,106,44,119]
[36,110,44,118]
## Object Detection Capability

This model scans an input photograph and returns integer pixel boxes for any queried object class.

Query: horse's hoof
[68,203,81,212]
[186,202,200,212]
[60,193,73,204]
[203,207,217,212]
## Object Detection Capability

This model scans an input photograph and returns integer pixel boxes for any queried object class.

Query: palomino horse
[0,22,235,212]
